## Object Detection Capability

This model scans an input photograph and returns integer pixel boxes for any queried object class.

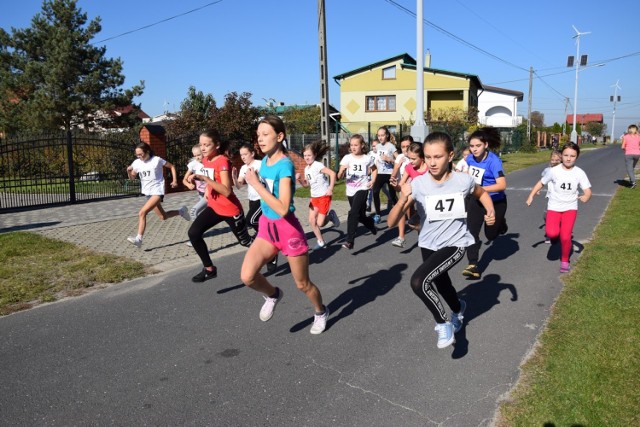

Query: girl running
[232,142,264,235]
[541,150,562,243]
[186,130,252,282]
[126,142,189,248]
[389,140,427,247]
[462,127,508,279]
[182,144,208,221]
[621,124,640,188]
[337,134,377,250]
[296,140,340,251]
[240,115,329,335]
[388,131,495,349]
[526,142,592,273]
[370,126,398,223]
[454,147,470,173]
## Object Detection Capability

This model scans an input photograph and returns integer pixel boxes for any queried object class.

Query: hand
[245,168,259,187]
[484,210,495,225]
[578,195,588,203]
[170,181,178,188]
[389,176,398,188]
[400,182,412,198]
[325,188,333,197]
[185,182,195,190]
[232,167,238,180]
[526,196,533,206]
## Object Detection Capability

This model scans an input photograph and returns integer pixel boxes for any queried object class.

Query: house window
[366,95,396,112]
[382,65,396,80]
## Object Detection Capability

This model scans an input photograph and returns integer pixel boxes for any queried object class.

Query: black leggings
[246,200,262,233]
[410,247,465,324]
[346,189,375,243]
[466,197,508,265]
[188,206,252,268]
[372,173,397,215]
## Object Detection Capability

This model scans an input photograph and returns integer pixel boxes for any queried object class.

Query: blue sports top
[465,151,506,201]
[259,156,296,219]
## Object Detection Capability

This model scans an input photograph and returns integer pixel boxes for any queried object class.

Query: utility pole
[527,66,533,139]
[568,25,591,143]
[410,0,428,142]
[610,80,621,144]
[318,0,331,163]
[562,97,569,136]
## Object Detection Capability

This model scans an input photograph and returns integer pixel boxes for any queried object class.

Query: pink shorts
[309,195,332,215]
[257,213,309,257]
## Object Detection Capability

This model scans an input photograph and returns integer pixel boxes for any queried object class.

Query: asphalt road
[0,145,626,426]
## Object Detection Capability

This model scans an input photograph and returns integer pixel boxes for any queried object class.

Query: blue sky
[3,0,639,137]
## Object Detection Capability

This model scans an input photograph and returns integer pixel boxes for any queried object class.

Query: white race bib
[425,192,466,221]
[202,167,215,181]
[468,166,485,185]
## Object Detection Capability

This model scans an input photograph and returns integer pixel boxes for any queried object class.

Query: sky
[3,0,640,138]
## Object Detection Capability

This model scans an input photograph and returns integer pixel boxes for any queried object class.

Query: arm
[472,184,495,225]
[321,167,336,196]
[164,161,178,188]
[579,187,592,203]
[195,169,233,197]
[296,172,310,188]
[232,166,243,190]
[126,165,137,180]
[390,162,402,189]
[526,180,544,206]
[482,175,506,193]
[337,164,348,180]
[244,166,294,217]
[388,183,414,227]
[183,169,196,190]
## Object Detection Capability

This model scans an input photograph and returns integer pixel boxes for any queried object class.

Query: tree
[165,86,216,137]
[530,111,545,128]
[586,121,606,137]
[426,107,478,150]
[211,91,259,143]
[282,105,321,135]
[1,0,143,134]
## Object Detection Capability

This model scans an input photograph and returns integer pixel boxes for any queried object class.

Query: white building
[478,85,523,128]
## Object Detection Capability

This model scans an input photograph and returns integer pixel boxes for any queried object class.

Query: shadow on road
[477,232,520,273]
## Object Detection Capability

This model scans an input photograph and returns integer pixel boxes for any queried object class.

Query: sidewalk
[0,191,351,272]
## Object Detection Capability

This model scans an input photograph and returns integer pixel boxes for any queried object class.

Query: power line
[93,0,225,44]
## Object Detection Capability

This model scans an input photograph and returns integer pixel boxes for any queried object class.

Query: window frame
[365,95,396,112]
[382,65,396,80]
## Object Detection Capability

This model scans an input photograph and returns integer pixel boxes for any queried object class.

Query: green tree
[282,105,321,135]
[212,91,259,144]
[165,86,216,137]
[426,106,478,150]
[586,121,606,137]
[1,0,143,134]
[530,111,544,128]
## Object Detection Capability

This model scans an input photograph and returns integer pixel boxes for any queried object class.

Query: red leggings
[545,209,577,262]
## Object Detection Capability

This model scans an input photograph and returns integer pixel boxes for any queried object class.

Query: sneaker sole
[437,337,456,349]
[462,271,480,279]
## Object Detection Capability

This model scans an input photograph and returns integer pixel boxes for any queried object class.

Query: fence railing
[0,131,141,211]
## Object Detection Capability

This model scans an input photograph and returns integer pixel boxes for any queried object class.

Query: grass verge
[496,187,640,426]
[0,232,151,315]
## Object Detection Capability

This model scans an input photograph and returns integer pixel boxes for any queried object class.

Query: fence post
[67,130,76,203]
[334,119,340,172]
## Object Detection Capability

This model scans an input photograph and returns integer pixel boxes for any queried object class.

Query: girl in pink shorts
[240,115,330,335]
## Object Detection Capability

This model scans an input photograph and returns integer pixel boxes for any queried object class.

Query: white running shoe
[328,209,340,227]
[310,241,326,252]
[310,307,330,334]
[451,299,466,333]
[127,236,142,248]
[434,322,455,349]
[178,206,190,221]
[259,288,283,321]
[391,237,405,248]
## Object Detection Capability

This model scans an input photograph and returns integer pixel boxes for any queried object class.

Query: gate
[0,131,140,211]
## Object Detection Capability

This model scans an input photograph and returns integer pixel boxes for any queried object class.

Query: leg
[484,198,507,242]
[225,212,253,247]
[188,207,223,268]
[247,200,262,233]
[545,210,562,243]
[240,237,279,295]
[308,206,323,243]
[354,190,375,232]
[288,253,324,312]
[136,195,163,237]
[190,194,208,219]
[465,198,485,265]
[346,194,358,243]
[625,155,637,185]
[558,210,577,263]
[371,174,386,215]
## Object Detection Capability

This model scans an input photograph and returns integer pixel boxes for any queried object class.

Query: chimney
[425,49,431,68]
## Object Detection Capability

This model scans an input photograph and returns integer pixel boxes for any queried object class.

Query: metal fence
[0,132,141,211]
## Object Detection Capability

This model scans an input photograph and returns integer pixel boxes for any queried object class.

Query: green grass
[496,187,640,426]
[0,232,151,315]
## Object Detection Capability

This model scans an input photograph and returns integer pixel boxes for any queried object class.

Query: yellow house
[333,53,483,135]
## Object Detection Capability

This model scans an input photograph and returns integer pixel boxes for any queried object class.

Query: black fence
[0,131,141,211]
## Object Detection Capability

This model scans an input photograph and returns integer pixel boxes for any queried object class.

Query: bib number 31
[425,192,466,221]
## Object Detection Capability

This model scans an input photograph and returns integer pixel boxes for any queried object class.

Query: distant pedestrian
[187,130,252,282]
[126,142,189,248]
[240,115,329,335]
[366,139,390,212]
[389,140,427,247]
[370,126,398,223]
[296,140,340,251]
[462,127,508,280]
[388,131,495,349]
[232,142,264,234]
[337,134,377,250]
[621,124,640,188]
[182,144,208,221]
[526,142,592,273]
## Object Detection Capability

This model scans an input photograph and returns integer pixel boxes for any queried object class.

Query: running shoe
[451,299,466,333]
[127,236,142,248]
[179,206,190,221]
[266,254,278,273]
[462,264,481,279]
[391,237,405,248]
[259,288,283,321]
[328,209,340,227]
[310,241,326,252]
[189,208,197,220]
[434,322,455,349]
[342,241,354,250]
[310,306,330,334]
[186,240,193,247]
[544,236,551,244]
[559,261,570,273]
[631,182,637,189]
[373,214,381,224]
[192,266,217,282]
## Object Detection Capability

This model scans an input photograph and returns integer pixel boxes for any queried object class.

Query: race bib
[425,192,466,221]
[348,163,367,178]
[138,168,157,180]
[202,167,215,181]
[468,166,485,185]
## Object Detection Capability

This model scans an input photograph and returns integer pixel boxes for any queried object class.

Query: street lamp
[609,80,621,144]
[568,25,590,143]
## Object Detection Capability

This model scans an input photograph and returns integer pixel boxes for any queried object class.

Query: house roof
[566,113,603,124]
[333,53,483,89]
[482,85,524,101]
